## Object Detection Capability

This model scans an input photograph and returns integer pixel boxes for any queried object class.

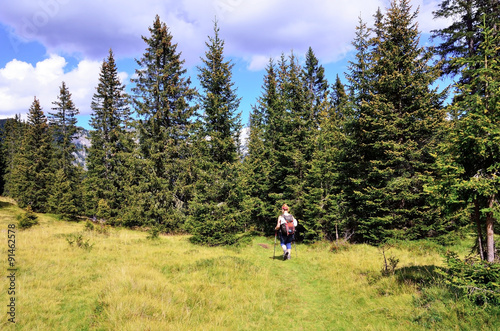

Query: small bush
[146,226,161,240]
[438,251,500,306]
[379,244,399,276]
[85,220,95,231]
[187,203,239,246]
[17,206,39,230]
[85,219,111,236]
[66,234,94,251]
[94,223,111,236]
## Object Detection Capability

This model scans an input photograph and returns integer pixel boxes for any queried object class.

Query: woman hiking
[275,204,297,260]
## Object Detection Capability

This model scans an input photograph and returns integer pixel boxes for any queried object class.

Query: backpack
[280,214,295,236]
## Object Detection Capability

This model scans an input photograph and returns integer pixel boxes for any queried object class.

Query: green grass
[1,197,499,330]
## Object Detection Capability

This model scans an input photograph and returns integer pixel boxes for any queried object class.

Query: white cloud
[0,0,452,121]
[247,55,272,72]
[0,0,449,71]
[0,55,127,119]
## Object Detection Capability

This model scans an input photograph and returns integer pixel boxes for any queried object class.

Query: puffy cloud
[0,54,127,118]
[0,0,451,120]
[1,0,448,70]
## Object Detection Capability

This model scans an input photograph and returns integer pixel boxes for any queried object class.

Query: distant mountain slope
[73,128,91,168]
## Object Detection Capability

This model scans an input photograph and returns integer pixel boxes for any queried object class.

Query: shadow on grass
[0,201,14,208]
[395,265,445,289]
[270,254,298,261]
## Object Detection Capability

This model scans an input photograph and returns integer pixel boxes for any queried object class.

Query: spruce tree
[86,49,134,224]
[432,0,500,80]
[263,54,291,211]
[188,21,243,245]
[196,21,242,164]
[432,0,499,256]
[346,16,372,105]
[280,52,314,222]
[48,82,82,220]
[243,60,279,233]
[443,20,499,261]
[131,15,197,232]
[49,82,79,173]
[348,0,447,243]
[303,47,329,128]
[10,98,53,212]
[331,75,348,111]
[1,116,25,196]
[302,85,343,242]
[245,53,317,236]
[342,16,374,237]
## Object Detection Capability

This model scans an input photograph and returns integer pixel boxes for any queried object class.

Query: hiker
[275,204,297,260]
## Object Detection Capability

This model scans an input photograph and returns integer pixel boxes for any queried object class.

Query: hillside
[73,128,90,168]
[1,197,499,330]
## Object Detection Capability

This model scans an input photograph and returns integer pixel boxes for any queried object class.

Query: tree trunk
[474,198,485,260]
[486,195,496,263]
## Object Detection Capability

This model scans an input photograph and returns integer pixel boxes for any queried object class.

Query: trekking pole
[273,230,277,259]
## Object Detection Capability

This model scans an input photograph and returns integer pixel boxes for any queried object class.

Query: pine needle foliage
[48,82,82,220]
[346,0,447,243]
[86,49,135,224]
[242,60,278,232]
[439,19,500,261]
[1,116,26,196]
[131,15,198,232]
[10,98,53,212]
[432,0,500,80]
[188,20,243,246]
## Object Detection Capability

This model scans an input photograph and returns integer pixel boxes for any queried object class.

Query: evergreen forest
[1,0,499,292]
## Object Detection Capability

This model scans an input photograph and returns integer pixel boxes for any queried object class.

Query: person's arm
[275,216,282,230]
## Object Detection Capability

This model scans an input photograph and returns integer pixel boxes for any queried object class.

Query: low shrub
[379,244,399,276]
[146,225,161,240]
[438,251,500,306]
[66,233,94,251]
[17,206,39,230]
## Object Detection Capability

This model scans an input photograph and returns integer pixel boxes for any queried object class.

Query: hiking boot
[283,251,289,260]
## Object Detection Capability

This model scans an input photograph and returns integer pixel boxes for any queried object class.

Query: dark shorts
[280,233,294,249]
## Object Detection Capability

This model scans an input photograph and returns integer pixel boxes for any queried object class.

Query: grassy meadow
[1,196,499,330]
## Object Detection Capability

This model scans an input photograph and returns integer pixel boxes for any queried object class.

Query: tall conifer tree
[48,82,82,220]
[243,60,279,232]
[86,49,134,223]
[342,16,374,236]
[302,79,347,242]
[348,0,447,242]
[442,20,499,261]
[303,47,329,129]
[131,15,197,231]
[49,82,79,173]
[10,98,53,212]
[188,21,242,245]
[1,116,25,196]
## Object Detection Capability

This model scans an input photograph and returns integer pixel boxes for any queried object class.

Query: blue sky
[0,0,449,130]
